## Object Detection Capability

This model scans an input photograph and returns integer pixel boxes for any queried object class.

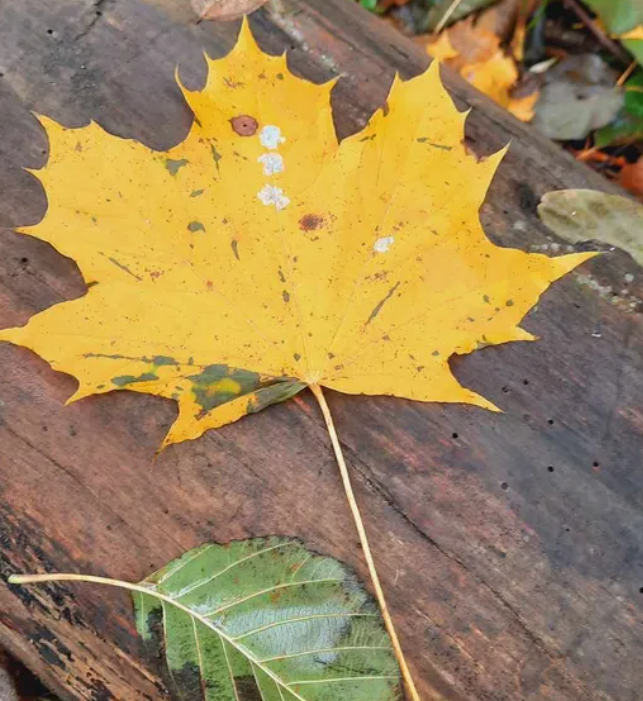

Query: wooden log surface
[0,1,642,700]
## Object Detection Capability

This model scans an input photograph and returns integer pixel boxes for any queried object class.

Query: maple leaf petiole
[310,384,422,701]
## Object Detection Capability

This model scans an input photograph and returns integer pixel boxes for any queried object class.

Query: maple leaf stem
[310,383,422,701]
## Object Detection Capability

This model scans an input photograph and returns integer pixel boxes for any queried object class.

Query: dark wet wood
[0,1,642,701]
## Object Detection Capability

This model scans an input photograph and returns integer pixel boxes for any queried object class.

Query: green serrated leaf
[595,113,643,147]
[425,0,499,32]
[132,537,400,701]
[583,0,643,35]
[625,71,643,119]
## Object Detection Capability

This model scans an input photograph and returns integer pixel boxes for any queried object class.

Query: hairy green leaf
[133,537,400,701]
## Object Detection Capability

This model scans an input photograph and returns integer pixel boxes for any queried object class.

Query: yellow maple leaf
[1,22,593,449]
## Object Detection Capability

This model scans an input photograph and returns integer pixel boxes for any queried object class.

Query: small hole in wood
[47,29,53,34]
[640,587,643,594]
[547,419,554,425]
[523,379,530,386]
[452,432,459,439]
[501,482,509,490]
[547,466,554,473]
[20,257,28,264]
[502,386,510,393]
[593,461,600,468]
[96,10,102,15]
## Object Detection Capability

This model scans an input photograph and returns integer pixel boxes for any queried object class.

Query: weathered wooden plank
[0,1,642,701]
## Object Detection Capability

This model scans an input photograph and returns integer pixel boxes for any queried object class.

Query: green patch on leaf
[187,364,305,419]
[188,221,206,233]
[165,158,189,176]
[112,372,158,387]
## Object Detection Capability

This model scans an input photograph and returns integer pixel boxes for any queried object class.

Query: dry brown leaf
[447,16,501,64]
[191,0,268,22]
[425,0,524,111]
[619,158,643,201]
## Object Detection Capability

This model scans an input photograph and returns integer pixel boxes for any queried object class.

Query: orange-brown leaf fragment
[0,21,596,447]
[191,0,269,22]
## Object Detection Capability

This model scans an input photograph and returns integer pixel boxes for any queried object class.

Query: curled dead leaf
[191,0,268,22]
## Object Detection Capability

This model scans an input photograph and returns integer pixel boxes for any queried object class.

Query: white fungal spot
[258,153,285,176]
[260,125,286,150]
[258,184,290,210]
[624,273,635,284]
[374,236,394,253]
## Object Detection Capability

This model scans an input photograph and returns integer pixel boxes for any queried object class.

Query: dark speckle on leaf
[506,299,514,307]
[299,214,325,232]
[211,144,223,173]
[282,290,290,303]
[188,221,205,233]
[230,115,258,136]
[417,138,452,150]
[231,239,240,260]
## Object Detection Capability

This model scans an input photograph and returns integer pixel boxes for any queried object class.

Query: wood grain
[0,1,642,700]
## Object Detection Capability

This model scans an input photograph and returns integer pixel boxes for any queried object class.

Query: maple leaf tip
[553,249,599,278]
[174,64,188,93]
[235,14,260,52]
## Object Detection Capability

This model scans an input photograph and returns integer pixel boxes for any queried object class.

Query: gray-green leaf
[425,0,499,32]
[538,189,643,268]
[133,537,400,701]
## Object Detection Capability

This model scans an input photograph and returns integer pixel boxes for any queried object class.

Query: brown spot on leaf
[299,214,325,232]
[230,115,259,136]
